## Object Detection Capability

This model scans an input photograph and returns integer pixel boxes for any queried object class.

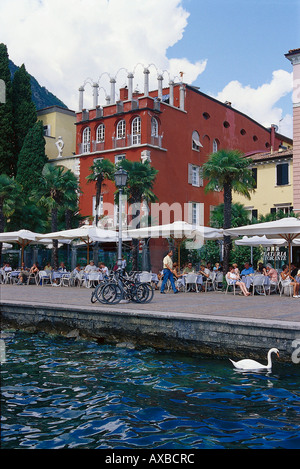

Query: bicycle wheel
[134,283,154,303]
[100,283,122,304]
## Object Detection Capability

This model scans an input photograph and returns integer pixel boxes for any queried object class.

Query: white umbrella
[126,220,223,268]
[235,235,287,247]
[37,225,131,263]
[0,230,41,263]
[225,217,300,270]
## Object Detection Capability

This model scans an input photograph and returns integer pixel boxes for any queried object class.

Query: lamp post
[114,168,128,269]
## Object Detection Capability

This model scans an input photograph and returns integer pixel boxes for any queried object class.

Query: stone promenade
[0,283,300,322]
[1,284,300,362]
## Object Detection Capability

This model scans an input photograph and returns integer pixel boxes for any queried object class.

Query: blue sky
[0,0,299,137]
[168,0,300,128]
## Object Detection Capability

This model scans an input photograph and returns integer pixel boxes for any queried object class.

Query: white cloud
[213,70,293,138]
[0,0,206,110]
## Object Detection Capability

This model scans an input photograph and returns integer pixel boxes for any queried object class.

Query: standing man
[160,250,179,294]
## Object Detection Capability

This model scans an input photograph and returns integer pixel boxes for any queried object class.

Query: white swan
[229,348,279,371]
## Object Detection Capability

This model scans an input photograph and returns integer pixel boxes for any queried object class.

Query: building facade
[37,105,79,176]
[285,48,300,212]
[74,74,287,269]
[233,148,293,219]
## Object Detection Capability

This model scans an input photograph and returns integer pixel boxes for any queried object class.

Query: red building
[75,77,286,270]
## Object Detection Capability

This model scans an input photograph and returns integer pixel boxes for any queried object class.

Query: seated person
[213,262,220,271]
[98,262,109,277]
[226,265,250,296]
[264,263,278,284]
[280,264,299,298]
[44,262,52,274]
[256,262,265,274]
[84,260,98,273]
[17,263,29,284]
[241,262,255,277]
[183,262,195,274]
[232,263,240,275]
[172,262,183,291]
[29,263,39,275]
[58,262,67,272]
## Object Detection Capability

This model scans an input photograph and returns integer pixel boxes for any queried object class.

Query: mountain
[9,60,68,110]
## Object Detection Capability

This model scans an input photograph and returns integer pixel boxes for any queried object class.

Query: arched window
[117,120,126,139]
[96,123,105,142]
[132,116,141,145]
[213,139,218,153]
[151,117,158,137]
[82,127,90,153]
[192,131,202,151]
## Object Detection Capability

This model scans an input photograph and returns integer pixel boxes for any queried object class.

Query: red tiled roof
[244,149,293,162]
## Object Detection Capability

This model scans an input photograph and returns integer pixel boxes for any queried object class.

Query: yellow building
[233,148,294,219]
[37,106,80,176]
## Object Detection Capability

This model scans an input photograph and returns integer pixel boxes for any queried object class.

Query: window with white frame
[188,202,204,225]
[192,131,202,151]
[132,116,141,145]
[96,123,105,142]
[117,120,126,139]
[151,117,158,137]
[82,127,91,153]
[115,154,126,164]
[188,164,203,187]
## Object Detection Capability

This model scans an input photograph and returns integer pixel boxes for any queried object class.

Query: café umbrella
[0,229,41,264]
[225,217,300,271]
[126,220,223,269]
[37,225,131,263]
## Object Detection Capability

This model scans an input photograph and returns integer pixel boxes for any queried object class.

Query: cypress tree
[0,43,14,176]
[12,64,37,169]
[16,120,48,195]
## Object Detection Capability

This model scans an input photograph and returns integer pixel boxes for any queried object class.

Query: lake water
[1,330,299,450]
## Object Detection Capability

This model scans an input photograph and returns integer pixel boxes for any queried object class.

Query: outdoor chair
[278,277,293,297]
[252,275,266,296]
[225,277,241,295]
[185,273,199,292]
[139,272,152,283]
[213,272,223,291]
[203,271,215,292]
[27,272,38,285]
[85,272,101,288]
[37,270,52,286]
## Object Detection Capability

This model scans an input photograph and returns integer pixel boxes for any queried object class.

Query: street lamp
[114,168,128,269]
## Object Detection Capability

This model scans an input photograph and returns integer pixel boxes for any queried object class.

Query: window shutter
[188,164,193,184]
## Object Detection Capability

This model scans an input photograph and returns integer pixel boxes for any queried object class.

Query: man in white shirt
[160,250,179,294]
[84,260,98,273]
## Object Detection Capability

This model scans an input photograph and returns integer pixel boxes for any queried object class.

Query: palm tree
[31,164,79,269]
[202,149,255,273]
[86,158,115,226]
[118,159,158,270]
[0,174,22,262]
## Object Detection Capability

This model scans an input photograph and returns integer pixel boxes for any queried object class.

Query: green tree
[210,202,252,229]
[16,120,47,195]
[31,164,79,269]
[118,159,158,270]
[0,44,14,176]
[86,158,115,226]
[0,174,22,262]
[12,64,37,164]
[202,149,255,273]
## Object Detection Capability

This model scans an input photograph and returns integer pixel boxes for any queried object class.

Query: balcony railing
[78,134,164,154]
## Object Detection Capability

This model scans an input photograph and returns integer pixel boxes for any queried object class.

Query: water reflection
[1,331,299,449]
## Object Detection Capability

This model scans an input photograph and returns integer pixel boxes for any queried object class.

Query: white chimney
[128,72,134,100]
[157,74,163,100]
[110,78,116,105]
[78,86,84,111]
[92,83,99,108]
[144,68,150,96]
